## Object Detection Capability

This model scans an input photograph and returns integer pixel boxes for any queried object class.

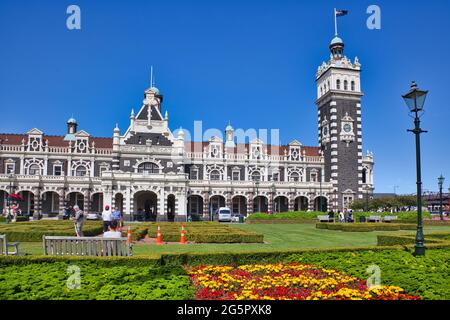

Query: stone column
[159,188,166,221]
[58,189,66,218]
[226,191,232,209]
[128,190,134,221]
[203,191,210,220]
[84,190,90,214]
[308,193,315,211]
[33,189,41,220]
[175,192,183,222]
[247,192,254,214]
[268,192,274,214]
[288,192,295,212]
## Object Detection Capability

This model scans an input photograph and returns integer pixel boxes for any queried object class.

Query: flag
[336,10,348,17]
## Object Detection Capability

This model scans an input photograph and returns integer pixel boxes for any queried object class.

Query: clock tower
[316,35,364,211]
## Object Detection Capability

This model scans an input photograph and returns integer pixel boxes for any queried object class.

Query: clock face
[343,123,352,133]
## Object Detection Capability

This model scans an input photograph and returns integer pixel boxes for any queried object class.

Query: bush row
[2,242,450,268]
[247,211,431,222]
[125,222,264,243]
[0,261,194,300]
[377,232,450,246]
[0,220,103,242]
[316,222,417,232]
[285,247,450,300]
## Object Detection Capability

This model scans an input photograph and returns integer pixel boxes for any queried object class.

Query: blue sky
[0,0,449,194]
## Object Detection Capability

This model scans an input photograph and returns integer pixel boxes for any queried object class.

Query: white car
[86,212,101,220]
[217,207,232,222]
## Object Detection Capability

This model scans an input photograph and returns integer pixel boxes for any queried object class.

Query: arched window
[251,171,261,181]
[29,164,41,175]
[362,168,367,184]
[138,162,159,174]
[320,87,323,95]
[336,79,341,90]
[351,81,355,91]
[344,80,348,90]
[210,170,221,181]
[289,172,300,182]
[75,165,87,177]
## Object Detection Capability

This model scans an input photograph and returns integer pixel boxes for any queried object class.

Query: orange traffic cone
[180,224,186,244]
[156,224,163,245]
[127,226,132,244]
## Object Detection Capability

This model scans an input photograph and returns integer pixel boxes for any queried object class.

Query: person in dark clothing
[328,210,335,222]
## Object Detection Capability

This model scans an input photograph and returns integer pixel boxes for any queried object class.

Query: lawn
[16,223,450,256]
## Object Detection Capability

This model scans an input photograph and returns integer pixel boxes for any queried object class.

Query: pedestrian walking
[338,210,345,223]
[102,205,112,233]
[112,206,122,230]
[73,205,85,237]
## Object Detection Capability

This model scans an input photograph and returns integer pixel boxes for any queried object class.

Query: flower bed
[189,263,420,300]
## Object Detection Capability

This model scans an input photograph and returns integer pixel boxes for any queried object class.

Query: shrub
[247,211,323,221]
[246,211,430,223]
[127,222,264,243]
[315,223,416,232]
[0,220,103,242]
[0,260,194,300]
[377,232,450,246]
[285,248,450,300]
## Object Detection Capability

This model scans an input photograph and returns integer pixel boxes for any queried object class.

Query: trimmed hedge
[316,222,416,232]
[0,220,103,242]
[248,211,323,221]
[0,261,194,300]
[247,211,431,223]
[286,247,450,300]
[377,232,450,246]
[125,222,264,243]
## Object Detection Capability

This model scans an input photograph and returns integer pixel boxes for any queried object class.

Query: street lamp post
[402,81,428,256]
[438,174,445,221]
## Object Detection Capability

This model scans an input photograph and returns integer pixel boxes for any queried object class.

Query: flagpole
[334,8,338,36]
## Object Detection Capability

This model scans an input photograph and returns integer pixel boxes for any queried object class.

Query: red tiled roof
[184,141,320,156]
[0,133,112,149]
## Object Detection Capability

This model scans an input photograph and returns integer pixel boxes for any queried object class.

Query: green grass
[16,223,450,256]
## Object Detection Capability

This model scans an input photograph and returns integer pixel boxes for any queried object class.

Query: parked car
[216,207,232,222]
[86,212,101,220]
[231,213,246,223]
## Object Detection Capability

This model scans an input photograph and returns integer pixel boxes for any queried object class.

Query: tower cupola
[329,36,344,60]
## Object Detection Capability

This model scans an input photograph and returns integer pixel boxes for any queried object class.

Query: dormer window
[138,162,159,174]
[53,165,62,176]
[190,167,199,180]
[210,170,221,181]
[251,171,261,181]
[75,166,87,177]
[29,164,41,175]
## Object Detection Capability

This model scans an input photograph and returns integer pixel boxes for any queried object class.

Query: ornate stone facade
[0,36,374,221]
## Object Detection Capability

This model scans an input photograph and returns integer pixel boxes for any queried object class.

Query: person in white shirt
[103,220,122,238]
[102,205,113,233]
